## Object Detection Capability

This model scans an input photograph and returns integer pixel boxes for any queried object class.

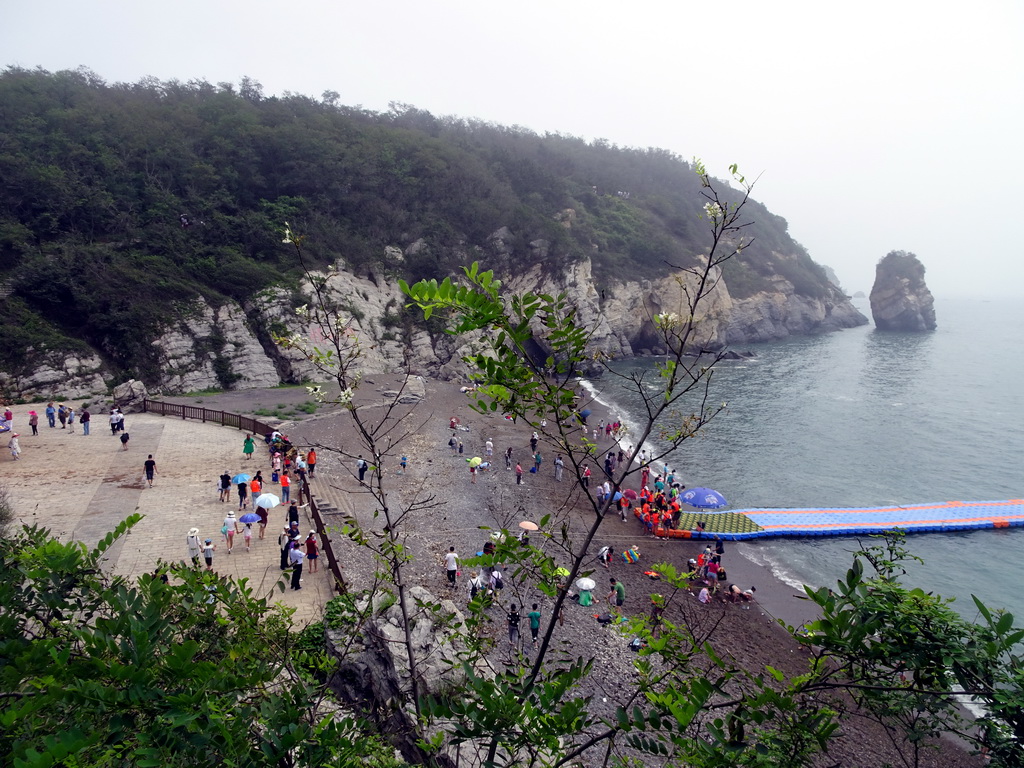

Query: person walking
[109,408,119,435]
[554,454,564,482]
[444,546,459,589]
[467,570,485,601]
[28,411,39,436]
[114,409,125,432]
[533,450,542,474]
[530,432,539,453]
[242,434,255,460]
[448,433,458,453]
[218,472,231,503]
[241,521,254,552]
[485,439,493,459]
[507,604,522,652]
[119,431,130,451]
[305,531,320,573]
[528,604,542,648]
[306,448,317,478]
[143,454,157,487]
[222,510,239,554]
[202,539,216,570]
[67,407,75,433]
[357,455,368,484]
[289,541,305,590]
[515,462,523,485]
[582,465,591,490]
[8,433,21,460]
[505,446,513,471]
[45,402,56,428]
[79,407,90,435]
[280,470,291,503]
[237,481,249,510]
[186,527,202,567]
[57,405,67,429]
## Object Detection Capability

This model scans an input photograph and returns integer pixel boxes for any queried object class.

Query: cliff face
[0,251,868,400]
[869,251,936,331]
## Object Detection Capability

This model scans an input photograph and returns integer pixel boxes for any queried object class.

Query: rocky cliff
[869,250,936,331]
[0,243,867,400]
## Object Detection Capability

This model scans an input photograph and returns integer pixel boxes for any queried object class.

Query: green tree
[0,516,398,767]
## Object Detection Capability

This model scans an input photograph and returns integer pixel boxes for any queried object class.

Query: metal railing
[143,398,348,594]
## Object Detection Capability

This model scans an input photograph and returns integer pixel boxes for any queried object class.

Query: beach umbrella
[575,577,597,591]
[468,456,483,467]
[680,487,727,509]
[254,493,281,510]
[612,491,623,502]
[231,473,251,485]
[239,512,261,523]
[623,489,638,501]
[518,521,539,531]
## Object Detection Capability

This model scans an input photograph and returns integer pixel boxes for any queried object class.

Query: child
[242,522,254,552]
[203,539,216,570]
[399,456,407,474]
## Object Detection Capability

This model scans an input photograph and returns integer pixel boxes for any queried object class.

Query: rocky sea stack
[869,250,936,331]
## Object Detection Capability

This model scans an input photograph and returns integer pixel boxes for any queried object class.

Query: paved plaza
[1,405,334,627]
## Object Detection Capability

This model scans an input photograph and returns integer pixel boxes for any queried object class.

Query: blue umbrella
[680,487,727,509]
[231,473,251,485]
[239,512,261,523]
[612,491,623,502]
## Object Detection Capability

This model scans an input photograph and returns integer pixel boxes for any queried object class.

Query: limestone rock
[0,350,107,401]
[869,251,936,331]
[112,379,149,412]
[381,375,425,404]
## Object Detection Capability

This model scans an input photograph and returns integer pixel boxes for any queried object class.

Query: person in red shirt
[305,531,320,573]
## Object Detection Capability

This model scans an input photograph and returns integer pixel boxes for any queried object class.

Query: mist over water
[591,297,1024,619]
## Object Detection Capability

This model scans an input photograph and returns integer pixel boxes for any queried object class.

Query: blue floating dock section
[690,500,1024,541]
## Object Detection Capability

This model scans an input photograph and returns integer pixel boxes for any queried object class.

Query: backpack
[493,572,504,590]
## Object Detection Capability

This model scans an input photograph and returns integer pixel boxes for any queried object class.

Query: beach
[1,377,983,767]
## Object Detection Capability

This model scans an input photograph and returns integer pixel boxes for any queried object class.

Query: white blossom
[337,387,355,406]
[703,202,723,219]
[655,312,682,328]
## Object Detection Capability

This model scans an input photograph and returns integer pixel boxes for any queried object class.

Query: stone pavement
[1,404,334,627]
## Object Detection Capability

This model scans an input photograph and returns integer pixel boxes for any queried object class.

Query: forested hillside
[0,66,835,385]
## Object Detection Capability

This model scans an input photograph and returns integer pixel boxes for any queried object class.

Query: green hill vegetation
[0,66,833,383]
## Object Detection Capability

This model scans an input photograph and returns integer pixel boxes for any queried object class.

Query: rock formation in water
[869,250,937,331]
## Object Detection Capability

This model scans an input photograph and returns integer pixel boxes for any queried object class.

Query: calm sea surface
[592,297,1024,620]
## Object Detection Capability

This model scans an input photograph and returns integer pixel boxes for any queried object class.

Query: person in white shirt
[443,546,459,589]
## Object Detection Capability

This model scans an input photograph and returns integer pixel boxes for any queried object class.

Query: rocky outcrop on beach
[869,250,936,331]
[0,350,107,401]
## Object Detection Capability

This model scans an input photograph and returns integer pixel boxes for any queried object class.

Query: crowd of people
[186,430,322,591]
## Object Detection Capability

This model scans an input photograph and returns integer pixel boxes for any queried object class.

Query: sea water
[590,296,1024,621]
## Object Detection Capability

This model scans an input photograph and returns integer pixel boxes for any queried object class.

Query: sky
[4,0,1023,297]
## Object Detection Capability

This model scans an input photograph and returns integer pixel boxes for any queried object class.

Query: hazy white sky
[4,0,1022,296]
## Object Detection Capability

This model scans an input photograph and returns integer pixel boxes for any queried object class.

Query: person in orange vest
[280,470,291,504]
[250,474,262,506]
